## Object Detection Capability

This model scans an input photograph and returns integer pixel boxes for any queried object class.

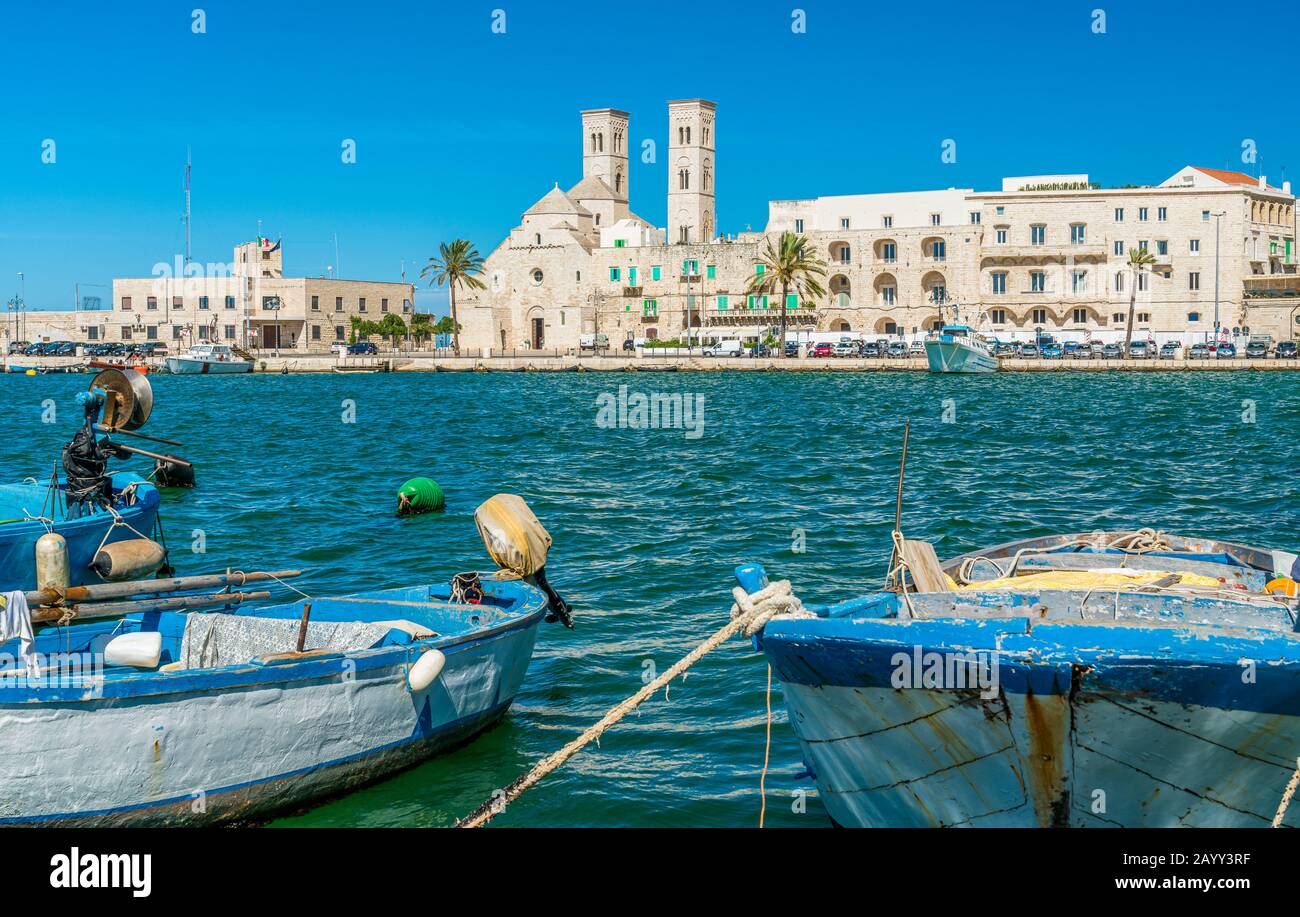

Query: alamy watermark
[890,646,1000,699]
[595,385,705,439]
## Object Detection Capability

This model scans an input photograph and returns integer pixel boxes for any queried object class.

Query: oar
[30,590,270,625]
[25,570,301,608]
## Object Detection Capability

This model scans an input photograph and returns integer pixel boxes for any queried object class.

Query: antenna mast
[184,148,192,266]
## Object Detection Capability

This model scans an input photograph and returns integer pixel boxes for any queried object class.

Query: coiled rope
[455,580,810,828]
[956,528,1172,584]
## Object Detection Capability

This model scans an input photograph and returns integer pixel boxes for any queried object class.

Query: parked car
[812,342,833,358]
[1040,343,1063,359]
[53,341,77,356]
[784,341,799,357]
[1101,343,1123,359]
[1128,341,1153,359]
[860,341,882,357]
[347,341,378,355]
[1062,341,1081,357]
[886,341,908,358]
[1017,343,1040,358]
[1189,343,1210,359]
[1072,344,1092,360]
[1276,341,1298,359]
[1217,342,1237,359]
[832,341,857,358]
[908,341,925,357]
[1159,342,1181,360]
[1245,341,1270,359]
[993,342,1018,357]
[7,341,29,355]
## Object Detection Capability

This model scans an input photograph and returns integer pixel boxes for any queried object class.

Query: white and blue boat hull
[924,339,997,373]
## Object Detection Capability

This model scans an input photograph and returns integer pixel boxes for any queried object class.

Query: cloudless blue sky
[1,0,1292,313]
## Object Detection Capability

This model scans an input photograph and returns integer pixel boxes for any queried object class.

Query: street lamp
[1212,210,1226,342]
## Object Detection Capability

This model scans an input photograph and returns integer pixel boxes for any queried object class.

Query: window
[381,298,389,313]
[1030,225,1045,246]
[1202,210,1210,221]
[991,272,1007,294]
[794,219,804,233]
[1112,312,1125,323]
[614,239,625,248]
[786,293,798,309]
[881,287,896,306]
[747,294,769,309]
[1072,308,1088,324]
[311,295,320,311]
[1071,270,1087,293]
[358,297,367,312]
[628,267,637,286]
[311,325,321,341]
[121,296,132,310]
[262,296,279,310]
[996,206,1005,216]
[198,326,210,341]
[716,295,728,311]
[335,297,343,312]
[1137,312,1150,323]
[930,213,941,226]
[1031,308,1048,325]
[1157,207,1167,222]
[1030,271,1045,292]
[970,211,981,224]
[882,215,893,228]
[225,295,236,309]
[1188,272,1200,290]
[146,325,158,340]
[146,296,157,311]
[642,299,657,317]
[839,217,850,230]
[335,326,345,341]
[1156,240,1168,256]
[87,326,100,341]
[403,299,412,313]
[1188,312,1200,322]
[173,296,182,310]
[754,264,765,276]
[1070,224,1086,244]
[684,259,699,275]
[1138,273,1149,292]
[990,308,1007,324]
[995,228,1007,245]
[1114,272,1125,292]
[610,267,621,282]
[930,240,945,261]
[1138,239,1148,252]
[121,326,133,340]
[532,269,544,284]
[1190,239,1200,254]
[1114,207,1124,221]
[172,326,183,340]
[1114,241,1125,256]
[1138,207,1148,221]
[199,295,209,310]
[224,325,236,339]
[651,266,661,281]
[706,264,716,279]
[881,242,896,262]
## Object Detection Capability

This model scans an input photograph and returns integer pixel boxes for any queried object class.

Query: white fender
[35,533,70,591]
[407,648,446,692]
[104,631,163,668]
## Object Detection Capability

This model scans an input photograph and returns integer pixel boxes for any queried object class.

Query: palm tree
[745,231,828,356]
[1123,247,1157,357]
[420,240,485,356]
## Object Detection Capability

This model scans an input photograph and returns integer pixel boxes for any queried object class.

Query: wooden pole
[31,590,270,625]
[295,602,313,653]
[887,419,911,587]
[25,569,301,608]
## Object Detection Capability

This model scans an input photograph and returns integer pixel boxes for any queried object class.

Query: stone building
[460,101,1299,352]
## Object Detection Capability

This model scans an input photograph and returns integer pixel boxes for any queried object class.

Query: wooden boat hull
[0,582,547,826]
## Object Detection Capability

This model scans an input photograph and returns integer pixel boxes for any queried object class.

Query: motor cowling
[474,494,573,628]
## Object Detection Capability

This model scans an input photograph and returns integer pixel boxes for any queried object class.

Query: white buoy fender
[35,533,71,591]
[92,538,166,581]
[104,631,163,668]
[407,649,446,692]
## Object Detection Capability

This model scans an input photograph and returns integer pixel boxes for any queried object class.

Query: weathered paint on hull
[924,340,997,373]
[0,615,541,826]
[764,618,1300,827]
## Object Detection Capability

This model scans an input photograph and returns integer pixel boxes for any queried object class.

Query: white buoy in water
[35,533,70,591]
[104,631,163,668]
[407,648,446,692]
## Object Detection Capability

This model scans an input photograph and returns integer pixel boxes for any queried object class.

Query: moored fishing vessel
[923,324,997,373]
[165,343,252,374]
[734,529,1300,827]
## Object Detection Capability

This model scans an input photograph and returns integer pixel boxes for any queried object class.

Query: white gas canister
[35,533,71,591]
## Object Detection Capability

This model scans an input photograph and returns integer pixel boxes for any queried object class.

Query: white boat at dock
[165,343,253,375]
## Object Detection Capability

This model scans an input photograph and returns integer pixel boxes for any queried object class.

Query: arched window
[679,169,690,190]
[615,172,623,194]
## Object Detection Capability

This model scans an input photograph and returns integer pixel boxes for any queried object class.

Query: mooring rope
[455,580,809,828]
[1273,758,1300,827]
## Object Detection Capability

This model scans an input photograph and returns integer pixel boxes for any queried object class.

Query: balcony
[622,286,643,297]
[679,273,702,283]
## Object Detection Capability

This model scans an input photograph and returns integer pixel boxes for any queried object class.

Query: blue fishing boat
[0,574,552,826]
[0,472,161,592]
[735,530,1300,827]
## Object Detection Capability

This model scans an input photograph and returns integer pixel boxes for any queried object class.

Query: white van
[703,339,744,357]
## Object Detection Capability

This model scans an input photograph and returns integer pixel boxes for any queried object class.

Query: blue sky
[1,0,1291,314]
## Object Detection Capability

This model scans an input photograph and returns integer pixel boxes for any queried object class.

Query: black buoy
[154,457,196,488]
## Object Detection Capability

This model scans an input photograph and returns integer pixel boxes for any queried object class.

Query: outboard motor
[473,493,573,628]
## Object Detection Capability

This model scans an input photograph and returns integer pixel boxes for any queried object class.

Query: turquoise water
[3,370,1296,827]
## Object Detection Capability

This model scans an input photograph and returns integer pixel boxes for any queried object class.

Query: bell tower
[580,108,630,204]
[667,99,716,244]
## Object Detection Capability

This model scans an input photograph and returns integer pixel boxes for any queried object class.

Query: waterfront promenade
[7,353,1300,373]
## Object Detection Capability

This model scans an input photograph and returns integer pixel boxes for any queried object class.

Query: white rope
[1274,757,1300,827]
[456,577,810,828]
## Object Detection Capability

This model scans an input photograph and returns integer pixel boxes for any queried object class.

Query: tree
[408,313,433,346]
[1124,247,1157,357]
[432,316,460,336]
[377,312,406,345]
[348,315,379,344]
[420,240,486,355]
[745,231,827,356]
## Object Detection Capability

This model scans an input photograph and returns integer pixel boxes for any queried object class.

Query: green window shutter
[717,295,728,311]
[629,267,637,285]
[614,239,625,248]
[761,296,769,308]
[610,267,620,281]
[706,264,716,279]
[786,293,798,309]
[755,264,765,275]
[651,266,661,281]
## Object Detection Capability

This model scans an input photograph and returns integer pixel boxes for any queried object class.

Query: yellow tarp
[957,569,1222,592]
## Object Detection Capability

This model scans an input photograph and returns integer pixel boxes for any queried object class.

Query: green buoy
[397,477,445,516]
